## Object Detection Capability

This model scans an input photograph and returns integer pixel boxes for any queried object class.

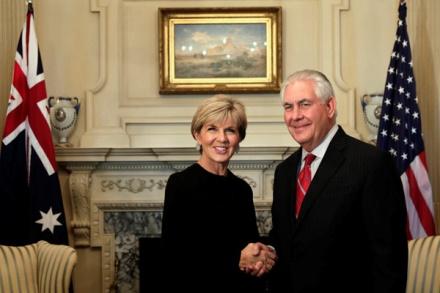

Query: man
[268,69,408,292]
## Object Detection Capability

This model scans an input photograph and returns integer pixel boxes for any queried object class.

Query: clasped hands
[239,242,277,277]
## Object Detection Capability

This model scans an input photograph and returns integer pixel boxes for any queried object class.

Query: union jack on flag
[0,2,68,245]
[377,1,436,240]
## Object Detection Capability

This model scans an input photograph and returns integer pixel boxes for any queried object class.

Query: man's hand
[239,242,277,277]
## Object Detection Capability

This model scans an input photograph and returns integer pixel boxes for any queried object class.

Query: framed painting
[159,7,282,94]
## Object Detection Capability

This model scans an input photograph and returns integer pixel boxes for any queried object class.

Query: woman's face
[195,116,240,172]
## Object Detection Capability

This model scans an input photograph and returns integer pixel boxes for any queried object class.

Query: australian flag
[377,1,435,240]
[0,3,68,245]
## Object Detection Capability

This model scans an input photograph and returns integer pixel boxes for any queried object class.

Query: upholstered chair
[406,235,440,293]
[0,240,77,293]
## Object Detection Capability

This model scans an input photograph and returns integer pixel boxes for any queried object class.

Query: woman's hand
[239,242,277,277]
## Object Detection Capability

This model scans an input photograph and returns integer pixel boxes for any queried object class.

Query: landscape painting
[174,23,267,78]
[159,7,282,94]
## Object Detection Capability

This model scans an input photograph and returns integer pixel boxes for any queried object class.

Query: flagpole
[26,0,33,15]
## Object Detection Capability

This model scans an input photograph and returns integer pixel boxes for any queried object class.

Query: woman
[161,95,268,292]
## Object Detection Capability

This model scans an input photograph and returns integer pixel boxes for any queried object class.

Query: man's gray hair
[280,69,335,102]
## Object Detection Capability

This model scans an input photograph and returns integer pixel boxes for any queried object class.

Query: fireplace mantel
[56,146,295,292]
[56,146,296,163]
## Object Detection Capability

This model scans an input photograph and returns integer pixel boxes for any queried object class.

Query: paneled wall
[0,0,25,136]
[1,1,439,292]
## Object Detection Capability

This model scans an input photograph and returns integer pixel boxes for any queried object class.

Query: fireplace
[57,147,292,292]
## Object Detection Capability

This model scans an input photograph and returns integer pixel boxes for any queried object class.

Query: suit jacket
[269,127,408,293]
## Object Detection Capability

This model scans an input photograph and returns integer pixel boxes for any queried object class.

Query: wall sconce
[48,97,80,146]
[361,94,383,144]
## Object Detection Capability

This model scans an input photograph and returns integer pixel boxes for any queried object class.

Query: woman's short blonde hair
[191,94,247,142]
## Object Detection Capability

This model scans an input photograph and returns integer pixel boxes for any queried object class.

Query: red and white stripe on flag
[2,4,56,177]
[402,152,435,239]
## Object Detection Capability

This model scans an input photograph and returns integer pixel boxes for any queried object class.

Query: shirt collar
[301,124,338,161]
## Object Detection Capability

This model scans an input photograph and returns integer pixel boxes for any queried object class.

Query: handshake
[239,242,278,277]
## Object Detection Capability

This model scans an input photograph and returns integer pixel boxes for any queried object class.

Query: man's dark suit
[269,127,408,293]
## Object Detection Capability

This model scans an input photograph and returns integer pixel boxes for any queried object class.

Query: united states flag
[377,1,436,240]
[0,3,68,245]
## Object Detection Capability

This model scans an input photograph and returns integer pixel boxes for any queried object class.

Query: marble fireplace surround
[57,146,295,293]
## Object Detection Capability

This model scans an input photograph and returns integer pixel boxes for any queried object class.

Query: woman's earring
[195,143,201,152]
[235,145,240,154]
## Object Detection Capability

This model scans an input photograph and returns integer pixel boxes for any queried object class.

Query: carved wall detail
[69,171,92,246]
[101,178,167,193]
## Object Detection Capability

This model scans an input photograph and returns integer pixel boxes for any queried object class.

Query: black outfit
[161,163,264,292]
[269,127,408,293]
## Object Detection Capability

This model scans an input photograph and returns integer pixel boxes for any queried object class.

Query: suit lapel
[296,128,348,223]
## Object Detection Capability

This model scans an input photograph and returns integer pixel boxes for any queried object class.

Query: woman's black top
[161,163,264,292]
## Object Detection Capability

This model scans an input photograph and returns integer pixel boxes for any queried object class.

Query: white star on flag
[35,207,62,233]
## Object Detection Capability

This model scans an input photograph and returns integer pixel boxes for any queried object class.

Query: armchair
[406,235,440,293]
[0,240,77,293]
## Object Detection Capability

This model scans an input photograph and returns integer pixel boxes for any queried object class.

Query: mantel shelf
[55,146,298,163]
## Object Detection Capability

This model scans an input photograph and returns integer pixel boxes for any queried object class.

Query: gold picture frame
[159,7,282,94]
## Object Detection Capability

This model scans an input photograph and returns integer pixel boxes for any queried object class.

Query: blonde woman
[161,95,274,292]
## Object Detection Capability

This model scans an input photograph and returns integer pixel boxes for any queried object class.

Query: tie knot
[304,154,316,166]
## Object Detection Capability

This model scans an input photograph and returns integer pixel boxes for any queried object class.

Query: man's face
[282,80,336,152]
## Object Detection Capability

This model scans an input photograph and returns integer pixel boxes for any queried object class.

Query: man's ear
[327,96,337,118]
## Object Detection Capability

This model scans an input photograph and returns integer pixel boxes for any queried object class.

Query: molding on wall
[89,0,108,94]
[321,0,358,138]
[81,0,130,147]
[77,0,361,148]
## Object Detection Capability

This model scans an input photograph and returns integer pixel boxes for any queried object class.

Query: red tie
[296,154,316,218]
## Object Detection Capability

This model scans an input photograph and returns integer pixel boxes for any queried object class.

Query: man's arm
[363,152,408,292]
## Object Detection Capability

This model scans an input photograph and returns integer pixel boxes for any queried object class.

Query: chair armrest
[36,240,77,293]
